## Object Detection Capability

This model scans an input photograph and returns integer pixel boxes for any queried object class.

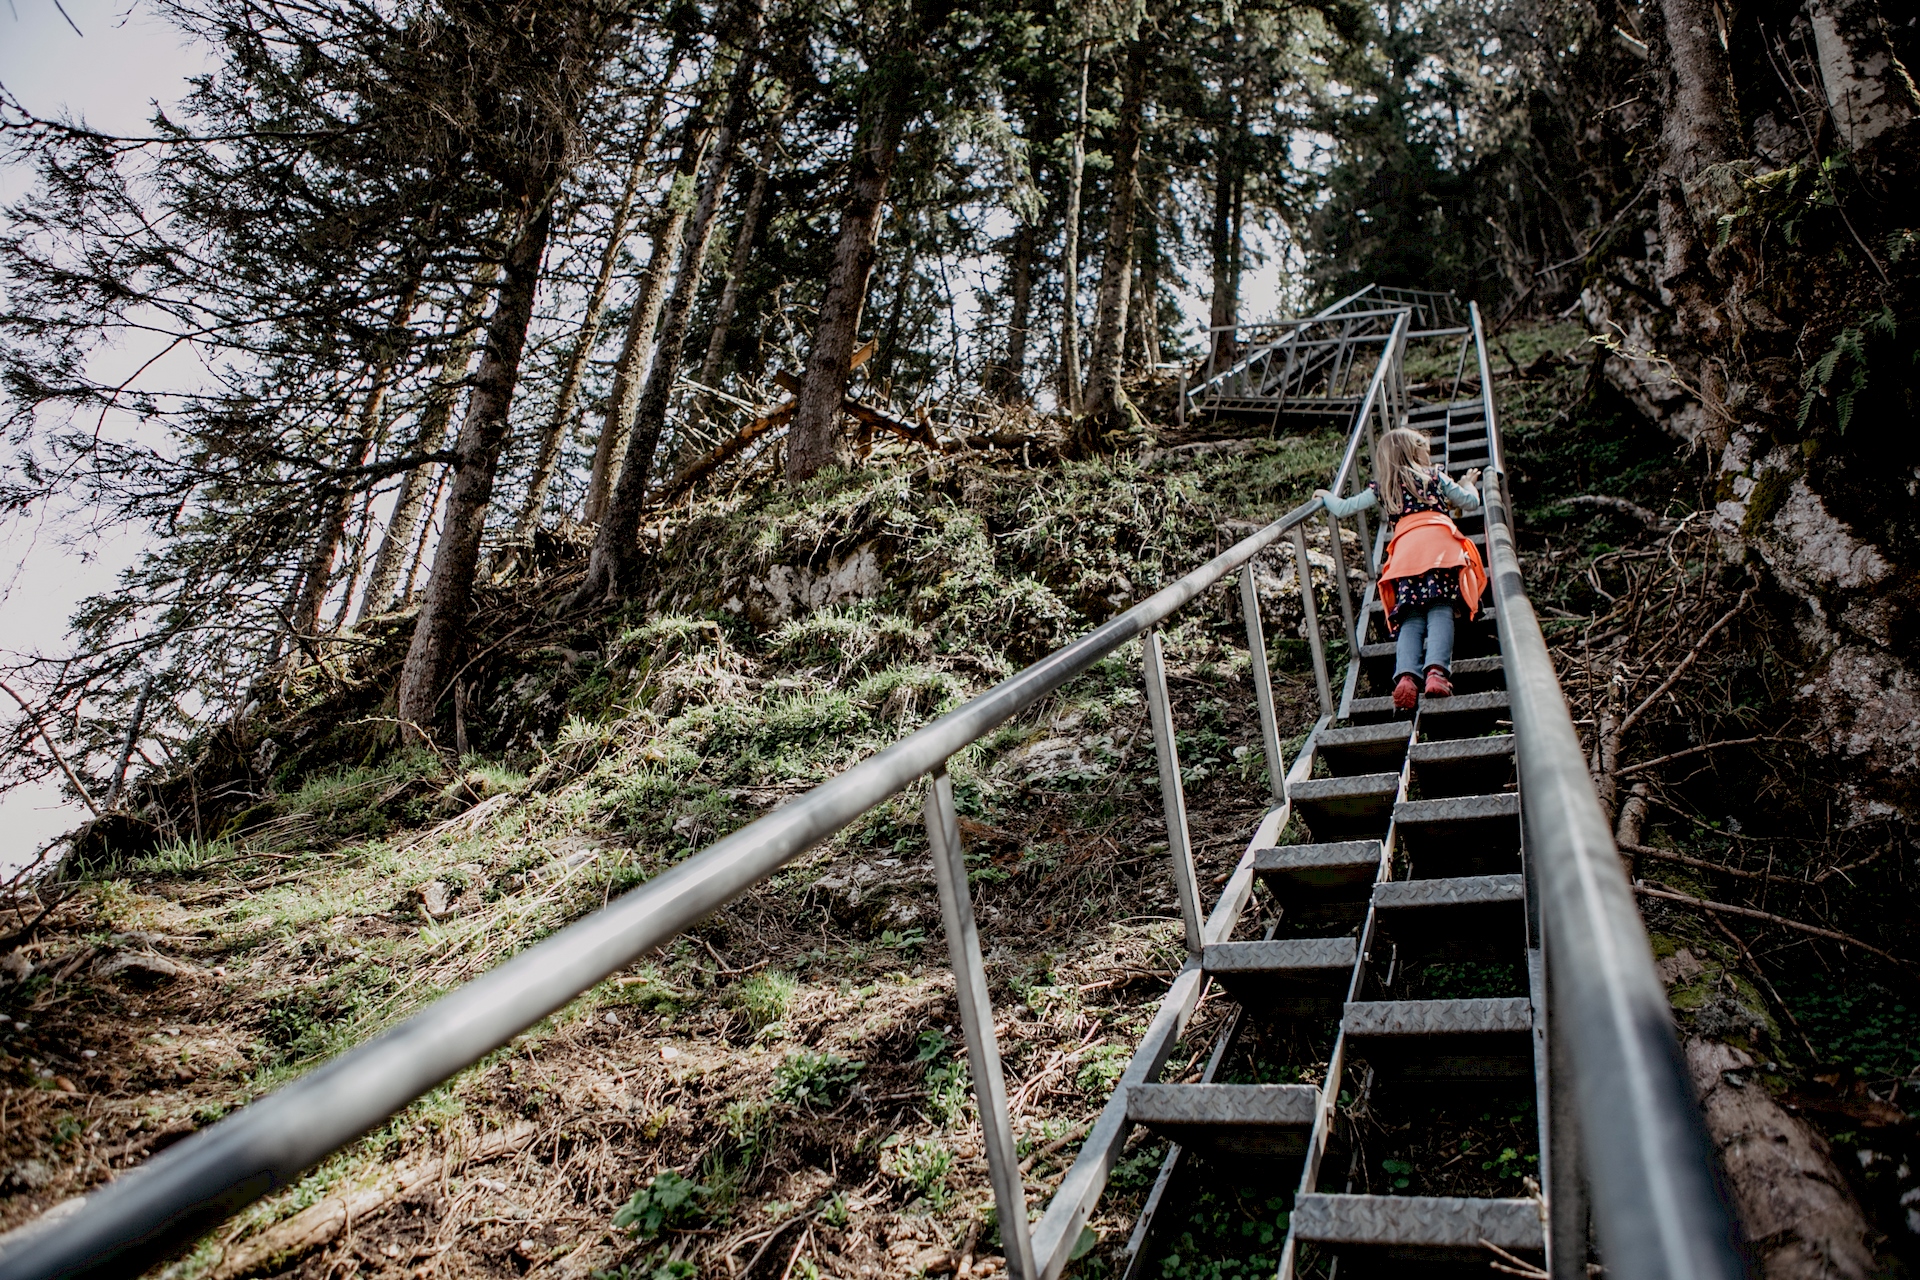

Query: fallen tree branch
[1617,582,1755,739]
[1635,883,1920,978]
[1616,736,1780,777]
[1620,842,1806,886]
[206,1121,537,1279]
[1017,1118,1093,1174]
[1813,843,1893,886]
[656,403,793,507]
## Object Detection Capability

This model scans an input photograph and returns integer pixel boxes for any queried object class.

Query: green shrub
[772,1049,863,1107]
[612,1171,708,1239]
[881,1136,953,1208]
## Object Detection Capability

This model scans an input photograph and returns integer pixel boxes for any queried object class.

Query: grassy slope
[3,430,1365,1279]
[10,320,1914,1277]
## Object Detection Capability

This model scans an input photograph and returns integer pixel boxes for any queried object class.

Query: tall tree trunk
[397,200,554,734]
[292,256,428,636]
[503,140,652,566]
[1646,0,1742,339]
[1806,0,1918,150]
[1136,164,1162,370]
[358,258,501,621]
[332,484,378,630]
[785,77,910,484]
[696,131,777,390]
[1207,142,1241,377]
[1059,45,1090,415]
[995,217,1036,401]
[402,463,451,606]
[577,20,761,603]
[873,236,918,385]
[1080,38,1148,433]
[581,127,710,524]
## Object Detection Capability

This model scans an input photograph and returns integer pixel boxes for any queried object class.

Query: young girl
[1315,426,1486,712]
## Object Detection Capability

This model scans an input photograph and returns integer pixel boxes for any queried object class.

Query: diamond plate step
[1373,874,1523,910]
[1415,689,1511,739]
[1343,997,1534,1080]
[1204,938,1358,1016]
[1292,1192,1544,1253]
[1409,734,1515,798]
[1252,841,1382,898]
[1370,875,1527,965]
[1289,772,1401,838]
[1394,792,1521,877]
[1126,1083,1318,1158]
[1349,674,1509,728]
[1314,721,1413,776]
[1346,693,1412,726]
[1359,649,1504,697]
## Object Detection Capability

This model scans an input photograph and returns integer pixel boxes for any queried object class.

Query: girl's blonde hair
[1373,426,1435,515]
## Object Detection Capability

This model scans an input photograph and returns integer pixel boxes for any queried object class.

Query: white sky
[0,0,213,864]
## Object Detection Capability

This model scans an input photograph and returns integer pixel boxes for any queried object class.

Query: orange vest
[1378,510,1487,627]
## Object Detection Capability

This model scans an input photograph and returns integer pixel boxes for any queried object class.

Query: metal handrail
[0,489,1351,1277]
[1472,297,1743,1278]
[1329,308,1409,496]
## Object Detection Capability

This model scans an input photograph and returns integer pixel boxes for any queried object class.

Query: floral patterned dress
[1373,472,1468,624]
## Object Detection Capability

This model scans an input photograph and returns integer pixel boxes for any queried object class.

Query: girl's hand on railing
[1313,487,1332,504]
[1463,468,1482,495]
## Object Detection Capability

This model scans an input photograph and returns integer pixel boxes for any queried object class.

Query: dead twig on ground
[1635,882,1920,979]
[1618,842,1808,887]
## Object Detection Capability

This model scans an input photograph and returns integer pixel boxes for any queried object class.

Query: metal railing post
[1545,950,1592,1280]
[1291,524,1334,717]
[1141,631,1206,954]
[1238,565,1288,806]
[925,768,1037,1280]
[1323,511,1356,648]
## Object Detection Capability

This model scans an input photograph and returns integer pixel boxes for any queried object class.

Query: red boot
[1392,673,1420,711]
[1424,666,1453,698]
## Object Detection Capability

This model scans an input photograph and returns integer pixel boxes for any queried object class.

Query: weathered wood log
[206,1121,537,1279]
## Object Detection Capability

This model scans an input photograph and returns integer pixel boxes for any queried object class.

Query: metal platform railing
[0,303,1742,1280]
[1184,284,1468,425]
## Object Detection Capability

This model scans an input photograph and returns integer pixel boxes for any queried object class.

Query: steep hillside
[6,327,1919,1278]
[2,425,1359,1279]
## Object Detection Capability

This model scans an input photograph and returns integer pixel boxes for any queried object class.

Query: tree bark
[581,127,709,524]
[1645,0,1742,335]
[785,76,910,485]
[872,235,917,385]
[1080,37,1148,433]
[1136,164,1162,370]
[1059,44,1090,415]
[504,141,652,565]
[291,255,428,636]
[696,131,777,391]
[576,19,760,602]
[357,258,501,621]
[1806,0,1919,151]
[1207,143,1241,377]
[396,200,553,734]
[993,217,1036,401]
[1687,1037,1875,1279]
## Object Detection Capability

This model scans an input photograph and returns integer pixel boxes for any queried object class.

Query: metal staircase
[0,299,1745,1280]
[1118,369,1552,1279]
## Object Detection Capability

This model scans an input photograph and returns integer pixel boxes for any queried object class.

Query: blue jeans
[1394,602,1456,678]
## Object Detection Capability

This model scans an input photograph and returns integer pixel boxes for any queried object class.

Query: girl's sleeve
[1438,473,1482,511]
[1321,484,1378,518]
